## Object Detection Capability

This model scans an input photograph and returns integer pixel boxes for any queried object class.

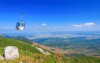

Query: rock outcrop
[36,47,50,55]
[4,46,19,60]
[0,55,4,60]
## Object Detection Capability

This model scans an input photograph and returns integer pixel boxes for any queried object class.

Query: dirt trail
[32,42,73,55]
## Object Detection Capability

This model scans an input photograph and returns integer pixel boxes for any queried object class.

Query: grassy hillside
[0,37,41,54]
[0,37,100,63]
[0,35,33,44]
[9,36,33,44]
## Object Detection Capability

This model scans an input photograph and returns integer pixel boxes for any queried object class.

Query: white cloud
[84,22,95,26]
[73,25,83,28]
[41,23,47,26]
[73,22,95,28]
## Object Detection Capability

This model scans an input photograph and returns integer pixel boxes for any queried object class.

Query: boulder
[0,55,4,60]
[4,46,19,60]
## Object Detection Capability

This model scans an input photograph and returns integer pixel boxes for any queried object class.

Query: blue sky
[0,0,100,33]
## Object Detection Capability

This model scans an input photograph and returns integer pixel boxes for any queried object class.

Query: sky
[0,0,100,33]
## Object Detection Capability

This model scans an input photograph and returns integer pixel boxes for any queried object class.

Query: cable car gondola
[16,20,25,30]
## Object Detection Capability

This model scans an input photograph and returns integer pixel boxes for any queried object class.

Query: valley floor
[32,42,100,58]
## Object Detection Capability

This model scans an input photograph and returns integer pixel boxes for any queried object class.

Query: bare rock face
[0,55,4,60]
[4,46,19,60]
